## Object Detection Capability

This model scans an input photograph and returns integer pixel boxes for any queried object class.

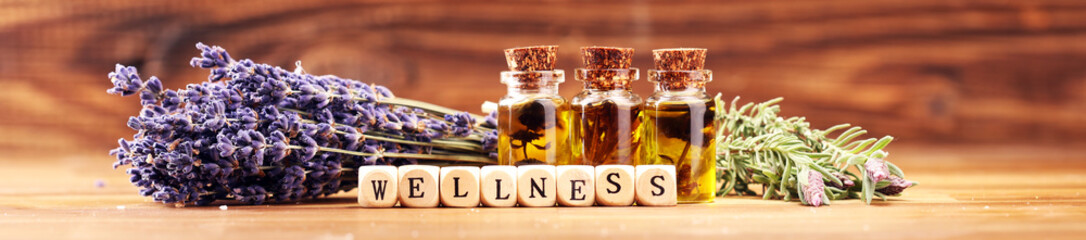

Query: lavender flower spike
[865,157,891,183]
[876,176,915,195]
[107,42,497,206]
[826,171,854,189]
[106,64,143,96]
[802,170,826,207]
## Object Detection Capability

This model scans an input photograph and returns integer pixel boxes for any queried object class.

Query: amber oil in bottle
[639,48,717,203]
[568,46,643,165]
[497,45,570,166]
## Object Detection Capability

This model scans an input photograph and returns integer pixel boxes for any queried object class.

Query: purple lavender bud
[865,158,891,183]
[145,76,163,94]
[202,163,222,177]
[298,135,319,162]
[204,118,226,131]
[118,139,132,153]
[233,186,267,204]
[374,85,394,98]
[108,43,494,206]
[481,130,498,152]
[482,111,498,128]
[191,42,234,69]
[332,87,352,101]
[248,130,266,149]
[339,126,363,150]
[445,112,475,137]
[107,64,145,96]
[826,171,855,189]
[378,116,402,130]
[152,186,182,204]
[876,176,914,195]
[399,110,420,131]
[215,135,236,157]
[803,170,825,207]
[427,120,449,132]
[161,90,182,110]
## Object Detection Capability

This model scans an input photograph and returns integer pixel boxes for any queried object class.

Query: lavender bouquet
[108,43,499,206]
[715,95,916,207]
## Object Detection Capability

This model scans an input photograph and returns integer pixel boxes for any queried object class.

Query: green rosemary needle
[714,94,917,206]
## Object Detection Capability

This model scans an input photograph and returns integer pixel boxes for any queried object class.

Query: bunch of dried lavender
[108,43,498,206]
[714,95,916,206]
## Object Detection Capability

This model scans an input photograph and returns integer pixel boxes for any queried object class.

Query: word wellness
[357,165,678,208]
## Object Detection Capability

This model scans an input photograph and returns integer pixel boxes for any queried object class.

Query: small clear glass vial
[568,47,642,165]
[497,46,570,166]
[639,48,717,203]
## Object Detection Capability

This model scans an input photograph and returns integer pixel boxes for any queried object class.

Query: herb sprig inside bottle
[569,46,642,165]
[496,46,570,166]
[639,48,717,203]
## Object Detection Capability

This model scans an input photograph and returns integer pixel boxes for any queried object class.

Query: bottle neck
[507,84,560,95]
[575,68,639,91]
[652,85,707,96]
[501,70,565,96]
[648,69,712,93]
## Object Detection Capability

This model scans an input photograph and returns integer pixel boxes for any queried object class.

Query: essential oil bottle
[568,46,642,165]
[497,45,570,166]
[639,48,717,203]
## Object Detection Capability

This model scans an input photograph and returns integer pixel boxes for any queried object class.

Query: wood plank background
[1,0,1085,159]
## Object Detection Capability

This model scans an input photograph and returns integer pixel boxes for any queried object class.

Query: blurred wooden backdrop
[1,0,1085,159]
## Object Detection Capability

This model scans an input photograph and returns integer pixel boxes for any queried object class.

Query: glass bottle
[568,46,642,165]
[639,48,717,203]
[497,46,570,165]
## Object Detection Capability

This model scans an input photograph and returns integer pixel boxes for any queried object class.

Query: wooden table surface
[1,144,1083,240]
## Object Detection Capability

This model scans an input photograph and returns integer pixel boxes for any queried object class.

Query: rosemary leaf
[716,96,916,207]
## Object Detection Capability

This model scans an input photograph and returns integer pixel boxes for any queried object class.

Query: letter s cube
[635,165,677,206]
[595,165,635,206]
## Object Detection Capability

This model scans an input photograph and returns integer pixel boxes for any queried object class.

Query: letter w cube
[357,166,398,207]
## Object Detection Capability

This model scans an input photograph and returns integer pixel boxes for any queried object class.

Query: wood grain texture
[1,144,1083,239]
[1,0,1085,159]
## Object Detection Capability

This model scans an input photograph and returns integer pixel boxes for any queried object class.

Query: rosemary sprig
[714,94,917,206]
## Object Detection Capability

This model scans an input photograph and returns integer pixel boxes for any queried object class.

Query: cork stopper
[652,48,706,70]
[581,46,634,69]
[504,45,558,71]
[577,46,637,91]
[650,48,710,91]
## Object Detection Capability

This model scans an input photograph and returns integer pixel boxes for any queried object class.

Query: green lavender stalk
[714,94,917,206]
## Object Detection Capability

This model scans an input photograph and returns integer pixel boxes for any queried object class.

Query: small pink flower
[803,170,825,207]
[827,171,854,189]
[865,158,890,183]
[876,176,914,195]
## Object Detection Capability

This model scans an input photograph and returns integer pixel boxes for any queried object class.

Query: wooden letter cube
[357,166,398,208]
[397,165,440,208]
[480,166,517,207]
[556,165,595,207]
[517,165,556,207]
[635,165,678,206]
[440,166,480,208]
[594,165,635,206]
